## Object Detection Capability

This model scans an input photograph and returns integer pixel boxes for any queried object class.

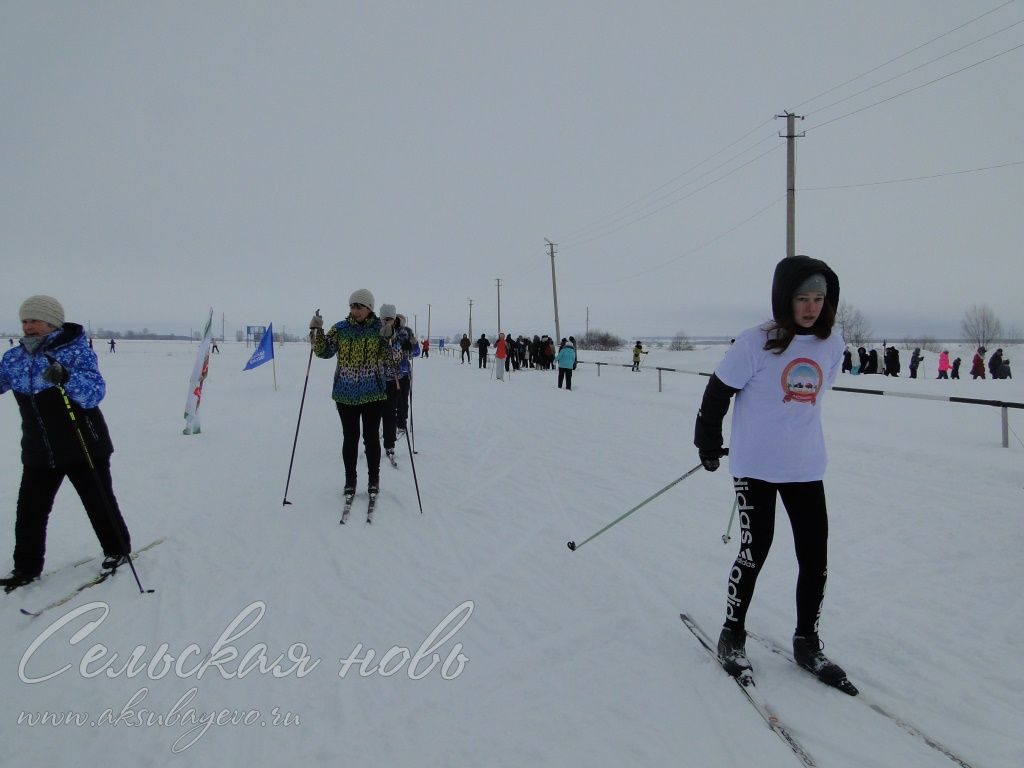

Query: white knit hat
[348,288,375,312]
[19,295,65,328]
[378,303,397,319]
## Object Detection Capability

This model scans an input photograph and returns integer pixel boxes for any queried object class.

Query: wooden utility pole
[777,110,804,258]
[468,298,474,340]
[545,239,560,341]
[427,304,431,345]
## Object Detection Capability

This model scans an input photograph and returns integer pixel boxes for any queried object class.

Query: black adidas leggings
[723,477,828,637]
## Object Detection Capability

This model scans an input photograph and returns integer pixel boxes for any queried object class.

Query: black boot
[717,626,752,677]
[1,569,39,593]
[793,633,847,686]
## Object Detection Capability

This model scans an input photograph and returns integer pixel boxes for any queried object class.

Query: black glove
[43,360,68,385]
[698,446,728,472]
[309,311,323,330]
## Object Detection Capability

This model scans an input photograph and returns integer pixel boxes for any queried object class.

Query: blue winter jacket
[557,345,577,369]
[0,323,113,467]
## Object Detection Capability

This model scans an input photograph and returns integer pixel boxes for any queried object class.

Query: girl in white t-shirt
[693,255,854,692]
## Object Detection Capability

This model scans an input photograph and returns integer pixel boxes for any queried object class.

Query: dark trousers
[478,353,487,368]
[382,380,400,450]
[461,349,470,363]
[335,401,384,488]
[723,478,828,637]
[14,462,132,576]
[396,377,411,429]
[557,368,573,390]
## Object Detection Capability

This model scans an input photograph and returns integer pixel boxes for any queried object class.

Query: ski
[20,538,166,618]
[681,614,817,767]
[341,493,355,525]
[366,492,378,524]
[2,553,97,594]
[747,631,977,768]
[749,631,858,696]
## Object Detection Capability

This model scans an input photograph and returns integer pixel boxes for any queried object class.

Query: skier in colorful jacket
[311,289,396,496]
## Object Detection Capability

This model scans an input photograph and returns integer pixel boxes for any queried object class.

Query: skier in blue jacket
[0,296,132,591]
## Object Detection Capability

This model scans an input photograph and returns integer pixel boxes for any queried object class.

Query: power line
[806,16,1024,119]
[572,194,784,287]
[807,39,1024,132]
[800,160,1024,191]
[561,142,782,251]
[794,0,1019,112]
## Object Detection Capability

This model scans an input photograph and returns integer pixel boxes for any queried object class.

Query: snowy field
[1,338,1022,768]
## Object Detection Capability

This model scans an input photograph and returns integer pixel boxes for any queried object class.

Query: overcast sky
[2,1,1022,340]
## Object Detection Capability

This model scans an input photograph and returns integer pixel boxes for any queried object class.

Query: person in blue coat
[0,296,132,590]
[556,339,577,390]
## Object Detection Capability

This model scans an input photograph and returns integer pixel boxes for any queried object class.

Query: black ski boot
[793,633,856,693]
[102,554,130,571]
[717,626,753,678]
[1,569,39,593]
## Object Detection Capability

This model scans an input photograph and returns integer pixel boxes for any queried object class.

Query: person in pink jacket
[937,350,952,380]
[494,332,507,381]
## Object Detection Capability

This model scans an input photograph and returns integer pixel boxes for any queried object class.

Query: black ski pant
[722,477,828,638]
[14,462,132,576]
[395,377,411,430]
[461,349,470,363]
[382,380,401,450]
[336,401,384,489]
[557,368,573,390]
[478,352,487,368]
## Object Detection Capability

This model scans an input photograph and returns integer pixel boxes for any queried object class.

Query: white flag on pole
[183,308,214,435]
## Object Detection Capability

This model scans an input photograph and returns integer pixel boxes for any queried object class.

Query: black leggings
[723,477,828,637]
[335,401,384,487]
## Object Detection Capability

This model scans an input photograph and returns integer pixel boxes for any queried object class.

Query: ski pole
[567,462,703,552]
[409,358,417,454]
[722,496,738,544]
[52,376,153,594]
[283,309,319,505]
[404,426,423,513]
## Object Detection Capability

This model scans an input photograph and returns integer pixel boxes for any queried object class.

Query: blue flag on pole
[243,323,275,371]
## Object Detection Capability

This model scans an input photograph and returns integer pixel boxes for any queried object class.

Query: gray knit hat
[378,303,397,320]
[794,273,827,296]
[19,295,65,328]
[348,288,375,312]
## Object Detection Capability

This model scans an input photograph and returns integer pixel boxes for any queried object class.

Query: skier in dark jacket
[988,349,1003,379]
[694,256,852,690]
[909,348,923,379]
[476,334,490,369]
[0,296,133,590]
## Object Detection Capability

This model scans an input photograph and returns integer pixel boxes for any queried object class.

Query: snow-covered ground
[1,338,1021,768]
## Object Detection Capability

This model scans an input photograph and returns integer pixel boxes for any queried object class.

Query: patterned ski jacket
[0,323,114,468]
[390,325,420,379]
[313,315,396,405]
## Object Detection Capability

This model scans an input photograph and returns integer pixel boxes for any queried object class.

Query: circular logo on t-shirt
[781,358,824,404]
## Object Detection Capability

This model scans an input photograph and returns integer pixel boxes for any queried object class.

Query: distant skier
[908,348,922,379]
[459,334,471,364]
[970,347,986,379]
[476,334,490,369]
[631,341,648,371]
[108,338,116,353]
[937,350,951,380]
[556,339,576,390]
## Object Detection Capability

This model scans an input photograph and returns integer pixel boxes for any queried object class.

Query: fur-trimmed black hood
[770,255,840,322]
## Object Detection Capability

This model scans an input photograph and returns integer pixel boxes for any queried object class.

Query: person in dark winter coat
[842,349,852,373]
[970,347,986,379]
[883,346,900,376]
[951,357,962,379]
[694,255,849,686]
[987,349,1003,379]
[863,349,880,374]
[857,346,868,373]
[908,348,923,379]
[0,296,133,590]
[476,334,490,368]
[459,334,471,364]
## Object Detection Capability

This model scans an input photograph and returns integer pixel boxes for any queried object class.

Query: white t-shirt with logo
[714,324,845,483]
